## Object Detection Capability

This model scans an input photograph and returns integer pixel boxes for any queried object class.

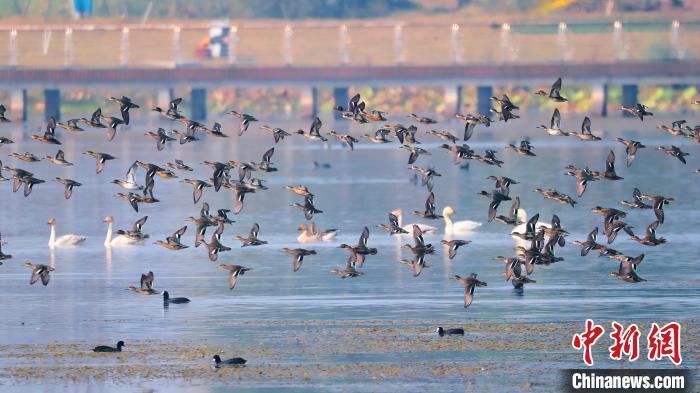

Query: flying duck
[54,178,81,199]
[569,117,601,141]
[327,130,359,150]
[620,103,653,121]
[235,223,267,247]
[401,145,430,165]
[609,254,646,283]
[108,95,139,125]
[619,188,652,209]
[440,239,471,260]
[426,129,458,143]
[614,137,645,167]
[202,122,228,138]
[408,113,437,124]
[592,150,623,180]
[217,264,251,289]
[377,212,409,235]
[99,113,124,141]
[411,192,442,220]
[145,128,176,151]
[227,110,258,136]
[506,140,536,156]
[537,108,569,136]
[166,159,194,172]
[629,221,666,246]
[296,117,328,142]
[260,125,291,143]
[453,273,487,309]
[24,263,54,286]
[280,248,317,272]
[534,77,567,102]
[290,196,322,220]
[30,117,61,145]
[656,145,689,164]
[564,165,596,197]
[494,196,522,225]
[9,152,41,163]
[639,193,674,224]
[57,118,84,132]
[154,226,188,250]
[571,227,600,256]
[182,179,212,204]
[534,188,577,207]
[44,150,73,166]
[84,151,116,174]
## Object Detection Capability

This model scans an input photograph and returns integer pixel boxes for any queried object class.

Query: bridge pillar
[476,85,493,115]
[444,85,463,116]
[191,88,207,120]
[10,89,27,122]
[621,84,638,117]
[333,87,348,119]
[44,89,60,121]
[591,84,608,117]
[157,88,174,110]
[300,87,318,119]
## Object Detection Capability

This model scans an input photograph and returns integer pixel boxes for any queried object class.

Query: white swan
[510,209,551,249]
[391,208,437,234]
[442,206,482,235]
[103,216,144,247]
[47,218,87,248]
[297,223,338,243]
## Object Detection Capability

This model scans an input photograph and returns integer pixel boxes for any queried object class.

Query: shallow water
[0,114,698,391]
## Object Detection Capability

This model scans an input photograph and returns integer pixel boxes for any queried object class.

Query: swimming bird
[163,291,190,304]
[638,192,674,224]
[47,218,86,248]
[620,103,653,121]
[103,216,148,247]
[54,178,81,199]
[24,263,54,286]
[619,188,652,209]
[145,128,176,151]
[569,117,601,141]
[629,221,666,246]
[609,254,646,283]
[154,226,189,250]
[297,223,338,243]
[591,150,623,180]
[30,117,61,145]
[0,233,12,262]
[212,355,246,367]
[537,108,569,136]
[280,248,317,272]
[453,273,487,309]
[127,271,159,295]
[442,206,481,234]
[235,223,267,247]
[93,341,125,353]
[84,151,116,174]
[411,192,442,220]
[108,95,139,125]
[614,137,645,167]
[534,77,567,102]
[228,110,258,136]
[260,125,291,143]
[436,327,464,336]
[401,145,430,165]
[656,145,689,164]
[44,150,73,166]
[506,140,535,156]
[440,239,471,260]
[217,264,251,289]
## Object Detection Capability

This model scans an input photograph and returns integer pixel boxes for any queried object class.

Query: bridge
[0,19,698,120]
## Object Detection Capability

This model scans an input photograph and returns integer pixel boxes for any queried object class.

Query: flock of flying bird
[0,76,698,354]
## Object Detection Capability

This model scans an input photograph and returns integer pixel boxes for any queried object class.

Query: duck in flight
[534,77,567,102]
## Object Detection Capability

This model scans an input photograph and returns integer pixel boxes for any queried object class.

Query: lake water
[0,113,698,391]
